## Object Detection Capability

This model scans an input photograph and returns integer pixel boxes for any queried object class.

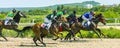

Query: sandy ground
[0,37,119,48]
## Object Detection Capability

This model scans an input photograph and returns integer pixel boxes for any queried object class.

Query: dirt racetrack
[0,37,119,48]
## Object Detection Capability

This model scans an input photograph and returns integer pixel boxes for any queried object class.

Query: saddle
[41,23,49,30]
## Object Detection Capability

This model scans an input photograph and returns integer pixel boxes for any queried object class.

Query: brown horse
[65,13,106,40]
[0,11,26,41]
[20,17,72,46]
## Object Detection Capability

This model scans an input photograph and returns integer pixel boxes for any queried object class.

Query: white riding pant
[5,17,13,25]
[44,18,52,29]
[82,15,90,26]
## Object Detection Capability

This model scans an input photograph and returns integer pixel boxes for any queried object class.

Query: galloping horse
[0,11,26,41]
[20,17,73,46]
[65,13,106,40]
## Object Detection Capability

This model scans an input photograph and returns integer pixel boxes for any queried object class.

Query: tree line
[1,4,120,18]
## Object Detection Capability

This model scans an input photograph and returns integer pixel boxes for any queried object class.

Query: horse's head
[17,11,27,18]
[95,13,106,25]
[13,11,27,23]
[61,17,67,22]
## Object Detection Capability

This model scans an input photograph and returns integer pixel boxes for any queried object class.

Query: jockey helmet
[12,8,16,13]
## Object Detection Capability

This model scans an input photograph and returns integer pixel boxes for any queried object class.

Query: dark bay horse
[0,11,26,41]
[65,13,106,40]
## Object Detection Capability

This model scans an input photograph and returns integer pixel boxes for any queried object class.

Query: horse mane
[95,13,102,18]
[13,11,21,23]
[77,16,83,22]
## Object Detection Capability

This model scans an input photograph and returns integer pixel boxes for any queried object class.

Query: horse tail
[21,25,33,32]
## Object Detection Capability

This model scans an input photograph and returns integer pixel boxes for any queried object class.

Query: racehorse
[65,13,106,40]
[0,11,26,41]
[19,17,74,46]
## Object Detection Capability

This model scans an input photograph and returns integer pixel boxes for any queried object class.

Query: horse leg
[33,36,39,46]
[78,31,83,39]
[64,30,75,40]
[63,26,75,40]
[37,32,46,46]
[38,36,46,47]
[52,36,59,41]
[69,30,76,40]
[16,32,23,38]
[40,35,45,42]
[15,32,20,37]
[33,36,46,46]
[60,33,63,40]
[96,28,106,38]
[52,32,59,41]
[33,31,46,46]
[35,34,46,46]
[0,32,8,41]
[0,28,8,41]
[0,27,8,41]
[64,33,71,40]
[93,28,102,40]
[20,32,24,38]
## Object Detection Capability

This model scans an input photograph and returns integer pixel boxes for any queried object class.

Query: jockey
[54,7,67,21]
[81,11,95,29]
[67,10,77,27]
[54,10,63,20]
[43,10,57,30]
[5,8,17,25]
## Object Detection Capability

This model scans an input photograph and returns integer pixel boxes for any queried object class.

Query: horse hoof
[5,39,8,41]
[36,45,39,46]
[43,44,46,47]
